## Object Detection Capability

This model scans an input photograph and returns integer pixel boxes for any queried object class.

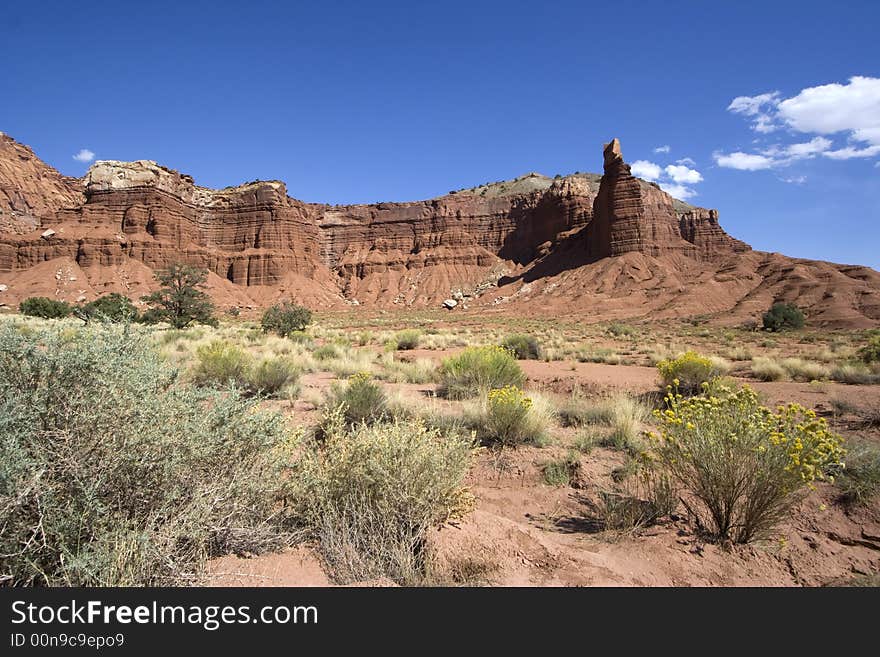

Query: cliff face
[0,132,877,326]
[585,138,747,259]
[0,134,83,235]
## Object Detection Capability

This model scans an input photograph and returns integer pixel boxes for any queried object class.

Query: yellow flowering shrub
[439,345,525,399]
[485,385,534,446]
[646,385,845,542]
[656,350,725,394]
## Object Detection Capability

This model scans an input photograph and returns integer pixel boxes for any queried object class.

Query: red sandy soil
[205,360,880,587]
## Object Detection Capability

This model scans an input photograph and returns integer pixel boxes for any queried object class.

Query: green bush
[19,296,73,319]
[647,385,844,543]
[607,322,636,337]
[859,334,880,364]
[0,323,290,586]
[289,415,475,584]
[326,371,388,427]
[247,357,300,397]
[762,302,805,332]
[190,340,252,388]
[439,346,525,399]
[657,350,725,394]
[501,334,541,360]
[394,329,421,350]
[140,263,216,329]
[261,301,312,337]
[77,293,139,322]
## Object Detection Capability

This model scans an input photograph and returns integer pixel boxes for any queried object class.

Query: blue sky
[2,0,878,268]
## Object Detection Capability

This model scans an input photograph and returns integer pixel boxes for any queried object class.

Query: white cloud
[659,182,696,199]
[822,144,880,160]
[777,76,880,147]
[653,145,671,154]
[664,164,703,184]
[631,160,662,181]
[727,91,781,133]
[721,77,880,173]
[779,175,807,184]
[73,148,95,163]
[784,136,832,158]
[713,151,775,171]
[630,159,703,199]
[675,157,697,167]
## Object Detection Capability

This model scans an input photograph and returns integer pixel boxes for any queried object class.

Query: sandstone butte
[1,132,878,327]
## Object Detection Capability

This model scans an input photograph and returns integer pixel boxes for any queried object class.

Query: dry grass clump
[378,355,437,384]
[830,363,880,385]
[288,413,476,584]
[559,393,650,453]
[601,469,676,531]
[751,356,787,381]
[542,451,581,486]
[779,358,830,382]
[835,441,880,506]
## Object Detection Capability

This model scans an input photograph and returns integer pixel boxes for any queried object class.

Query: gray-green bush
[0,323,291,586]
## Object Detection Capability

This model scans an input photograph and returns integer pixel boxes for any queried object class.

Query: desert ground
[9,309,873,587]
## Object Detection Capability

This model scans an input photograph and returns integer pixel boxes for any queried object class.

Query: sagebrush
[0,323,292,586]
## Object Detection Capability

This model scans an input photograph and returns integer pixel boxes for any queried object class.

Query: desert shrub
[439,346,525,399]
[261,301,312,337]
[859,334,880,364]
[477,385,546,446]
[542,451,581,486]
[394,329,421,350]
[77,292,139,322]
[19,296,73,319]
[326,372,388,427]
[607,322,636,337]
[501,334,541,360]
[247,357,300,397]
[751,356,788,382]
[289,415,476,584]
[190,340,252,388]
[0,323,291,586]
[646,385,844,543]
[762,302,805,332]
[657,350,726,394]
[835,442,880,505]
